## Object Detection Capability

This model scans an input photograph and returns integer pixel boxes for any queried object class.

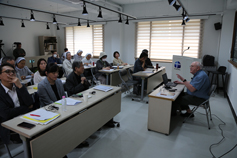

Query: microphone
[182,47,190,56]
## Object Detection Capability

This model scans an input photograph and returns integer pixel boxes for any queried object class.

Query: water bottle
[117,63,119,69]
[62,96,67,112]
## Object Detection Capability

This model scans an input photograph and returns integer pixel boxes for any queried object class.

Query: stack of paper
[142,70,154,73]
[93,85,113,92]
[102,69,114,71]
[156,92,175,99]
[22,109,60,125]
[55,98,82,106]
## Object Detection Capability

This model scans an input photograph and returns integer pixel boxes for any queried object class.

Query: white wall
[227,64,237,115]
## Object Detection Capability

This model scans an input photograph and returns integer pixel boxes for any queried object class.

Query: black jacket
[64,72,90,97]
[0,84,33,144]
[95,60,112,79]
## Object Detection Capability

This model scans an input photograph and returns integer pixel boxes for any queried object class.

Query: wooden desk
[148,84,185,135]
[99,65,134,85]
[132,67,166,101]
[2,86,121,158]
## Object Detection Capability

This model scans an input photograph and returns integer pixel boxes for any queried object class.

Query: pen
[30,114,40,117]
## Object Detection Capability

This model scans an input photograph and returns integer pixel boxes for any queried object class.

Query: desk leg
[106,74,109,85]
[141,78,145,101]
[20,135,31,158]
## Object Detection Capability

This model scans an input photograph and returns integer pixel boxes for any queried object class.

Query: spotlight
[118,14,122,23]
[182,9,188,20]
[97,7,103,18]
[168,0,176,6]
[185,18,190,23]
[78,18,81,26]
[82,2,88,15]
[53,14,57,24]
[125,16,129,25]
[47,22,50,29]
[21,20,25,27]
[57,24,60,30]
[181,20,185,26]
[173,2,182,11]
[87,20,90,27]
[0,17,4,26]
[30,10,35,21]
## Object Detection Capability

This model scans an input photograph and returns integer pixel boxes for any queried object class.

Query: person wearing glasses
[172,61,210,117]
[0,63,35,144]
[38,63,66,107]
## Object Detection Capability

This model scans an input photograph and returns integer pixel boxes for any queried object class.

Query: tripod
[0,45,6,58]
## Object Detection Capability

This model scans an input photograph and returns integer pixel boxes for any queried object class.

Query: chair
[62,67,67,77]
[90,67,99,84]
[183,84,217,129]
[118,69,138,93]
[208,66,226,97]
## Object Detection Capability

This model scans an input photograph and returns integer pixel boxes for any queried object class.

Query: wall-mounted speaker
[214,22,222,30]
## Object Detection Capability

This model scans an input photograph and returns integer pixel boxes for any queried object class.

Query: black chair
[118,69,138,93]
[208,66,226,97]
[183,84,217,129]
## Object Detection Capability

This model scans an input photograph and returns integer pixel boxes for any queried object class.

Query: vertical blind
[65,25,103,57]
[136,19,203,61]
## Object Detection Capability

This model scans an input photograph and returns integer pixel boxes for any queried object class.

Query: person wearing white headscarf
[74,50,83,61]
[82,53,93,65]
[15,57,34,80]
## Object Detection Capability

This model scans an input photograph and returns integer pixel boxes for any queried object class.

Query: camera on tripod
[0,40,4,46]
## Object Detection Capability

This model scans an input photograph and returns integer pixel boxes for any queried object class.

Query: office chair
[118,69,138,93]
[183,84,217,129]
[90,67,99,85]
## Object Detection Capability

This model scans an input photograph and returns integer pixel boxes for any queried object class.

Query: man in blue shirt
[172,61,210,117]
[47,51,62,64]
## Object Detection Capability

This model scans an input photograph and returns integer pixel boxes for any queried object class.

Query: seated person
[1,56,21,80]
[172,61,211,117]
[113,51,127,66]
[63,52,74,76]
[74,50,83,61]
[34,58,47,84]
[64,61,90,97]
[61,48,68,61]
[13,43,26,59]
[95,52,112,84]
[0,63,35,144]
[38,63,66,107]
[15,57,34,80]
[47,51,62,64]
[142,49,153,68]
[82,53,93,65]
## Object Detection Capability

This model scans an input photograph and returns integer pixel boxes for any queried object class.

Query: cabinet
[39,36,57,55]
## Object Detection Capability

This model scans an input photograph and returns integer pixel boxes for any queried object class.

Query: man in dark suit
[0,63,34,144]
[64,61,90,97]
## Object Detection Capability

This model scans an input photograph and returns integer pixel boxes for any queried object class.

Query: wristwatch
[183,79,187,82]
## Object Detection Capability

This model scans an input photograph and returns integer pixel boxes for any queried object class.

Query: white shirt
[63,59,74,76]
[33,71,46,84]
[1,83,20,108]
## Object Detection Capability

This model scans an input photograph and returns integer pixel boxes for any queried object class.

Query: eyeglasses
[3,69,16,74]
[189,65,197,68]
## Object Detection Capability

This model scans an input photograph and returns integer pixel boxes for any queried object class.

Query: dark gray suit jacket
[37,78,66,107]
[0,84,33,144]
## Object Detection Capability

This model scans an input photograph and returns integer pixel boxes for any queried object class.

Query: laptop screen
[162,73,169,84]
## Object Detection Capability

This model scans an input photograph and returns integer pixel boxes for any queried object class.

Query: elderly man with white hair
[172,61,211,117]
[63,52,74,76]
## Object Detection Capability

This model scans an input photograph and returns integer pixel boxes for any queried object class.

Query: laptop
[162,73,177,87]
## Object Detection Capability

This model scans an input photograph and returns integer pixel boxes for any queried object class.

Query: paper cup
[83,94,88,102]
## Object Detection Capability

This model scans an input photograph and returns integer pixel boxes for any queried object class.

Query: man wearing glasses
[172,61,210,117]
[0,63,34,144]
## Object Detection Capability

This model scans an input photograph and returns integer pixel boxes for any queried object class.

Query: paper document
[55,98,82,106]
[102,69,114,71]
[93,85,113,92]
[61,80,66,84]
[112,66,124,69]
[22,109,60,125]
[21,79,31,84]
[156,92,175,99]
[142,70,154,73]
[25,75,32,79]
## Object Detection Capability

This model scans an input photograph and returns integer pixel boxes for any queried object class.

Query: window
[136,19,203,61]
[65,25,104,57]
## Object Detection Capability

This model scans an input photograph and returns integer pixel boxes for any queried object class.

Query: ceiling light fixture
[181,20,185,26]
[21,19,25,27]
[46,22,50,29]
[82,2,88,15]
[53,14,57,24]
[168,0,176,6]
[78,18,81,26]
[87,20,90,27]
[0,17,4,26]
[57,24,60,30]
[97,7,103,18]
[30,10,35,21]
[173,1,182,11]
[185,18,190,23]
[118,14,122,23]
[182,9,188,20]
[125,16,129,25]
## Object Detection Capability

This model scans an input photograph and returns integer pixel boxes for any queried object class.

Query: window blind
[136,19,203,61]
[93,25,104,57]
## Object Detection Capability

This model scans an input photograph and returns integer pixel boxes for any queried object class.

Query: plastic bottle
[62,96,67,112]
[117,63,119,69]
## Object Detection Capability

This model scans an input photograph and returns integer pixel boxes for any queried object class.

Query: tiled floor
[1,91,237,158]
